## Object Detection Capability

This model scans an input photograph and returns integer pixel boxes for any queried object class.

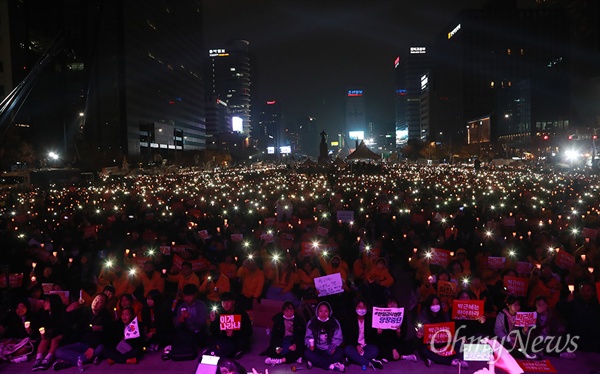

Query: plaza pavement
[1,328,599,374]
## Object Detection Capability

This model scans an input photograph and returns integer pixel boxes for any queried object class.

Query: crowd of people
[0,163,599,372]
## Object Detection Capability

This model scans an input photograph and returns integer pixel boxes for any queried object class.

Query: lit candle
[568,285,575,293]
[588,267,594,274]
[31,276,36,282]
[24,321,30,329]
[68,258,73,263]
[125,249,130,256]
[32,262,37,269]
[581,254,587,262]
[52,251,57,257]
[39,327,45,335]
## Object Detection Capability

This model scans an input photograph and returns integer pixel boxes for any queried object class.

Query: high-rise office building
[432,5,569,146]
[346,87,366,142]
[1,0,206,166]
[394,46,434,145]
[208,39,252,137]
[255,100,283,152]
[205,96,230,149]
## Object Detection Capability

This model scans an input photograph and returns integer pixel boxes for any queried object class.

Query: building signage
[410,47,426,54]
[448,24,461,39]
[347,90,363,97]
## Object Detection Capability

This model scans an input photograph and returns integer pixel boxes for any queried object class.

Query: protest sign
[372,307,404,329]
[429,248,451,268]
[452,300,484,320]
[437,280,456,297]
[317,226,329,237]
[314,273,343,297]
[423,322,455,356]
[219,314,241,330]
[504,276,528,297]
[336,210,354,223]
[488,256,506,270]
[0,273,23,288]
[516,359,556,373]
[516,261,533,275]
[159,246,171,255]
[554,250,575,270]
[42,283,54,294]
[515,312,537,327]
[49,290,70,305]
[301,242,317,257]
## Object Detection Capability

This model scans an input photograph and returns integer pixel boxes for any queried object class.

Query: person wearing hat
[207,292,252,359]
[304,301,345,372]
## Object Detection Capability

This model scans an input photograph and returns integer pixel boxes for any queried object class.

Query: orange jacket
[366,267,394,287]
[237,266,265,299]
[141,271,165,297]
[199,273,231,302]
[167,272,201,296]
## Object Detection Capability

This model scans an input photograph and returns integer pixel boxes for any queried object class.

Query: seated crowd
[0,224,598,373]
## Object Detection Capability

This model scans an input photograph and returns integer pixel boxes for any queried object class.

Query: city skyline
[203,0,487,136]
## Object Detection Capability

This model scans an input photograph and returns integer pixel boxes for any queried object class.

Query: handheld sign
[336,210,354,223]
[452,300,484,320]
[219,314,241,330]
[503,276,528,297]
[488,256,506,270]
[314,273,344,297]
[423,322,456,356]
[429,248,451,268]
[515,312,537,327]
[372,307,404,329]
[437,280,456,297]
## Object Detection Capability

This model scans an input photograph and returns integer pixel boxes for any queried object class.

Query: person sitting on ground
[375,297,417,363]
[494,295,537,359]
[173,284,208,348]
[101,306,144,365]
[53,293,111,371]
[416,294,467,368]
[0,298,38,340]
[264,300,305,366]
[141,289,172,351]
[303,301,345,372]
[265,258,299,305]
[530,296,575,359]
[342,299,383,369]
[116,293,143,322]
[32,294,68,371]
[207,292,253,359]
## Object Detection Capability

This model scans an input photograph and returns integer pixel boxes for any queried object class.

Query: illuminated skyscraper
[208,39,252,136]
[346,87,366,143]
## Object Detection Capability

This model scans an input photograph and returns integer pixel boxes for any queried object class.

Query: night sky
[203,0,487,136]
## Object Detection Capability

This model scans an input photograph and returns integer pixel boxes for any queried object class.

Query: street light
[48,152,59,160]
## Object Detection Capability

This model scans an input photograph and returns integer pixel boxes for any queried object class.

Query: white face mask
[430,304,441,313]
[317,316,329,323]
[356,309,367,316]
[283,314,295,320]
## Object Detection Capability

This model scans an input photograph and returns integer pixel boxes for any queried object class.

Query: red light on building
[568,135,573,140]
[542,135,549,140]
[593,135,598,140]
[266,100,276,105]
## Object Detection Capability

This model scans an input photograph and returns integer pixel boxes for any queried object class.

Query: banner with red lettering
[429,248,451,268]
[452,300,484,320]
[516,359,556,373]
[219,314,241,330]
[172,254,184,270]
[301,242,317,257]
[504,276,528,297]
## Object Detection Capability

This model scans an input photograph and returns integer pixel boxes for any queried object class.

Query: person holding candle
[374,298,417,363]
[141,289,172,352]
[303,301,345,372]
[168,261,201,299]
[206,292,252,359]
[236,258,265,311]
[199,264,230,303]
[32,294,68,371]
